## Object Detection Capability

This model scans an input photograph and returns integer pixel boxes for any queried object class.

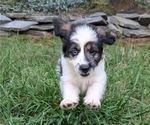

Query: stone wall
[0,12,150,38]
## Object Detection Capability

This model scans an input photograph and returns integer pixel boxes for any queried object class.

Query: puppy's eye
[70,49,78,57]
[89,49,97,55]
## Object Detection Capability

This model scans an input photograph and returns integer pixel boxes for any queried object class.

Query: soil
[63,0,150,16]
[120,38,150,46]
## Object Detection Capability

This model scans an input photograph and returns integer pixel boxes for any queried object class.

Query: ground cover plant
[0,35,150,124]
[1,0,149,14]
[0,0,88,14]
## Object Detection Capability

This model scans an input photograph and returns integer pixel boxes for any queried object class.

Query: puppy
[53,19,115,109]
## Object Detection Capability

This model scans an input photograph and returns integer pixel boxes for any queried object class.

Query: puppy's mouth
[80,73,89,77]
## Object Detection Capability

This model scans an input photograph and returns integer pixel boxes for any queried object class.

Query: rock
[138,13,150,26]
[68,15,83,21]
[0,30,11,37]
[111,16,141,29]
[107,16,113,24]
[123,28,150,38]
[148,24,150,29]
[6,13,31,19]
[30,24,54,31]
[116,13,139,21]
[0,14,11,24]
[108,23,122,36]
[89,12,107,20]
[23,30,50,36]
[0,21,38,31]
[71,16,107,25]
[25,15,59,23]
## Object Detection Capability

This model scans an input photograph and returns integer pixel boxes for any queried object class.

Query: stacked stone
[0,12,150,38]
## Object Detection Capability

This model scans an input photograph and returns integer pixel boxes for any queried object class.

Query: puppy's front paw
[84,97,101,108]
[60,99,78,109]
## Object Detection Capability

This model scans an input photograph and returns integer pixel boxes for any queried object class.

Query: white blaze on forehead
[69,25,98,67]
[70,25,98,46]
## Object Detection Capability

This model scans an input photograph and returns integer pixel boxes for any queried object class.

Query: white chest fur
[57,55,107,109]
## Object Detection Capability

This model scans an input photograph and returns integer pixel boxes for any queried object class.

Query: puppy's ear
[97,27,116,45]
[53,18,71,39]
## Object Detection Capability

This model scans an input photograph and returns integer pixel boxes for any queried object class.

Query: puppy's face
[53,19,115,77]
[65,25,103,76]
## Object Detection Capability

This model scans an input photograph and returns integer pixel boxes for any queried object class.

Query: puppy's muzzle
[79,64,90,76]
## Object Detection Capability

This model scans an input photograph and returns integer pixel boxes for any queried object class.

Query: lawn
[0,35,150,125]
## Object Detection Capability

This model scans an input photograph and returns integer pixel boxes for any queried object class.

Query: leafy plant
[137,0,150,7]
[0,0,88,13]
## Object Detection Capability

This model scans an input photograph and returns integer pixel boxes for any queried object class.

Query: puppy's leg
[60,82,79,109]
[84,81,106,108]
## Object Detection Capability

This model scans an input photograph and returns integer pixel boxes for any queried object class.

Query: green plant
[137,0,150,7]
[0,35,150,124]
[0,0,88,13]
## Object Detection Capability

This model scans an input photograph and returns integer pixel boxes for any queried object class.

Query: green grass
[0,35,150,125]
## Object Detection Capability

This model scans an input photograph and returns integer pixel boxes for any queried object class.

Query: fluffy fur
[54,19,115,109]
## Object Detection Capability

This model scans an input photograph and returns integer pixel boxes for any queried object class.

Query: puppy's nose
[80,64,90,73]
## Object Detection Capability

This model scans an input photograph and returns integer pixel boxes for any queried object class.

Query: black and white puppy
[53,19,115,109]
